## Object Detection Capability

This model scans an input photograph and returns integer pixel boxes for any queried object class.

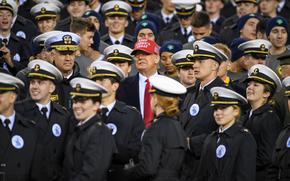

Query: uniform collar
[0,111,16,130]
[101,100,116,116]
[36,101,51,117]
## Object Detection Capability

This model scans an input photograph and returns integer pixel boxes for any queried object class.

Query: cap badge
[89,67,97,75]
[113,49,119,55]
[260,44,266,51]
[213,92,219,100]
[114,4,120,11]
[141,22,148,27]
[167,45,174,50]
[186,54,193,60]
[76,83,81,92]
[253,68,259,75]
[63,35,72,45]
[181,8,186,12]
[276,19,283,25]
[34,64,40,71]
[1,0,6,5]
[41,7,46,14]
[194,44,199,53]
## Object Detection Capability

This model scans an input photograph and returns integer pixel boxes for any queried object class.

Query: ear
[49,82,56,94]
[125,19,128,28]
[154,55,160,64]
[105,19,109,28]
[226,61,231,71]
[127,64,132,74]
[211,61,219,71]
[93,101,100,112]
[112,82,119,92]
[263,91,271,99]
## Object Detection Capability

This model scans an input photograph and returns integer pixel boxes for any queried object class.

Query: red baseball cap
[131,39,160,55]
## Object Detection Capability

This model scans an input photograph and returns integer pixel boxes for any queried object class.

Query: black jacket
[158,22,190,45]
[105,101,145,181]
[0,33,32,75]
[195,123,257,181]
[179,77,225,181]
[126,114,186,181]
[12,15,40,42]
[268,123,290,181]
[15,99,70,181]
[0,113,39,181]
[61,114,117,181]
[242,104,283,181]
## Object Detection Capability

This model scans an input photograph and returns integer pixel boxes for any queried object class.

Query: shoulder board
[127,105,138,111]
[29,120,36,125]
[125,34,135,41]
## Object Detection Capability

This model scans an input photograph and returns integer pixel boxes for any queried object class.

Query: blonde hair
[213,43,231,60]
[156,94,180,117]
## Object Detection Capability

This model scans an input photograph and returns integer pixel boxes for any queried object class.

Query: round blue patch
[216,145,226,158]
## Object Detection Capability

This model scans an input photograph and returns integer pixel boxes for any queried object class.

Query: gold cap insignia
[41,7,46,14]
[260,44,266,51]
[1,0,6,5]
[34,64,40,71]
[114,4,120,11]
[63,35,72,45]
[89,67,97,75]
[194,45,199,53]
[186,54,193,60]
[181,8,186,12]
[113,49,119,55]
[213,92,219,100]
[76,83,81,92]
[253,68,259,75]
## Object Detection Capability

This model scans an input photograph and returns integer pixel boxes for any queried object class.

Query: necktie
[165,17,170,24]
[2,38,8,45]
[41,107,48,119]
[115,40,120,44]
[4,119,11,135]
[101,107,109,122]
[183,27,188,38]
[144,79,154,128]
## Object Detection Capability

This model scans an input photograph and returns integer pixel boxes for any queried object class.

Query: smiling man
[101,0,134,48]
[117,38,160,128]
[44,31,81,109]
[15,59,70,181]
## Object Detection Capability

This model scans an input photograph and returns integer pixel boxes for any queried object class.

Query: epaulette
[240,128,249,133]
[127,105,138,111]
[29,120,36,125]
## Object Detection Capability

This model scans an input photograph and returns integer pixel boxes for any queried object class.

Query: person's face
[240,18,259,40]
[246,81,269,103]
[0,91,16,115]
[242,54,265,70]
[105,15,128,34]
[137,28,155,41]
[114,62,131,77]
[178,16,193,28]
[236,2,258,17]
[134,51,159,74]
[0,10,13,31]
[192,25,212,40]
[218,60,231,78]
[37,18,57,33]
[268,27,288,49]
[87,16,100,30]
[37,49,54,64]
[95,78,118,99]
[205,0,224,14]
[177,66,196,87]
[281,64,290,78]
[214,105,238,127]
[72,98,99,121]
[160,0,175,13]
[160,52,176,73]
[259,0,278,16]
[193,59,218,80]
[67,1,88,18]
[79,31,94,52]
[52,50,76,74]
[29,79,55,104]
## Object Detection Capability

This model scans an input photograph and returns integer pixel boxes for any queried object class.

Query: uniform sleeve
[257,113,282,171]
[71,127,115,181]
[125,109,144,162]
[125,126,162,179]
[235,133,257,181]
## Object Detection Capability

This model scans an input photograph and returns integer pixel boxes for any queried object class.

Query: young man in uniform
[89,61,144,181]
[15,59,70,181]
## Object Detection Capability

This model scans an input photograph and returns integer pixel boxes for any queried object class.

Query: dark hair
[256,17,270,34]
[70,18,96,34]
[192,11,211,28]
